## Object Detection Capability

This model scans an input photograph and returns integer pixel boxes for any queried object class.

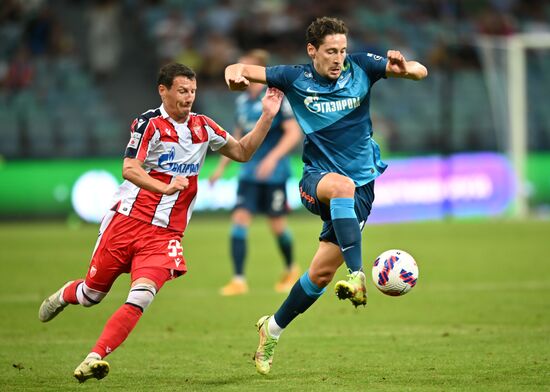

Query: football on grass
[372,249,418,296]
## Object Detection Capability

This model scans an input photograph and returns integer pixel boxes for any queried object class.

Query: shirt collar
[159,104,185,126]
[159,104,171,119]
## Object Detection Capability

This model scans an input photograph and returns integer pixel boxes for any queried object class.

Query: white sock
[86,352,102,360]
[58,291,67,306]
[233,275,246,283]
[268,316,284,339]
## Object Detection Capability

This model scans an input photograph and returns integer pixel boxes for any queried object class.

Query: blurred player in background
[225,16,428,374]
[38,63,284,382]
[210,49,302,296]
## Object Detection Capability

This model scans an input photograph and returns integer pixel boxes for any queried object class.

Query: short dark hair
[306,17,348,48]
[157,63,196,88]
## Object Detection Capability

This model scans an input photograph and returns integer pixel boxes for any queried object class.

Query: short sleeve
[266,65,302,92]
[348,52,388,85]
[125,115,158,161]
[203,116,229,151]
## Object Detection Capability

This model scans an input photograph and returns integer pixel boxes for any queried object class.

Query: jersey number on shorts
[271,189,285,212]
[168,239,183,267]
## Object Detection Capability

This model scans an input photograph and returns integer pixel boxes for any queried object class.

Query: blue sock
[274,271,325,328]
[330,198,362,272]
[230,224,247,276]
[276,230,293,269]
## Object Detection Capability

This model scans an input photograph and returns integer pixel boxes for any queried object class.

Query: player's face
[159,76,196,123]
[308,34,347,80]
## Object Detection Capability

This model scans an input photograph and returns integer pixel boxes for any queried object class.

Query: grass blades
[0,216,549,391]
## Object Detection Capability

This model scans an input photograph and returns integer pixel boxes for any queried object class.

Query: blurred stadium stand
[1,0,550,159]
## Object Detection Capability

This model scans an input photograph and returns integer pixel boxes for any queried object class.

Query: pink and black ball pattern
[372,250,419,296]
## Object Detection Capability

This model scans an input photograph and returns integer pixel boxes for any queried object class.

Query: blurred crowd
[136,0,550,81]
[1,0,550,158]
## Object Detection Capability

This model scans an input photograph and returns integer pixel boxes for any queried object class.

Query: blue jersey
[266,52,388,186]
[235,87,294,184]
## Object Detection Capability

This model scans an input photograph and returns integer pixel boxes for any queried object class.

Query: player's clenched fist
[387,50,406,65]
[228,75,250,91]
[164,176,189,195]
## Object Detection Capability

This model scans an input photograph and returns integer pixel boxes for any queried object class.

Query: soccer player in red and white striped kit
[38,63,284,383]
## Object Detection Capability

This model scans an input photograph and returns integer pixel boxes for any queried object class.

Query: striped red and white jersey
[111,104,228,235]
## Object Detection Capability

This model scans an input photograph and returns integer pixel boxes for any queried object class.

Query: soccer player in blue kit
[225,16,428,374]
[210,49,302,296]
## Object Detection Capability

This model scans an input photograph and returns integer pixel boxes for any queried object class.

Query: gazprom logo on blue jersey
[158,147,200,174]
[304,95,361,114]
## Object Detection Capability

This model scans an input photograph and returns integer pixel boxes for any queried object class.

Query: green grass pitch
[0,215,549,391]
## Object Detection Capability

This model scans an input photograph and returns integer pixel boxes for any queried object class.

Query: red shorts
[85,211,187,293]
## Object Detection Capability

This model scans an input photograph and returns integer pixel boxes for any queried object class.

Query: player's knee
[332,179,355,198]
[299,271,327,298]
[310,268,335,288]
[321,175,355,199]
[125,283,157,312]
[79,283,107,307]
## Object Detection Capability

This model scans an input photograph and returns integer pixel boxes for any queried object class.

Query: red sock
[91,304,143,358]
[62,279,84,305]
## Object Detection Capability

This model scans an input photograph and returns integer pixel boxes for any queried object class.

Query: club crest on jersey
[191,124,208,144]
[367,53,383,61]
[158,147,200,175]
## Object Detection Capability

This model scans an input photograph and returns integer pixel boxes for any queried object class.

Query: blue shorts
[235,180,289,216]
[299,166,375,245]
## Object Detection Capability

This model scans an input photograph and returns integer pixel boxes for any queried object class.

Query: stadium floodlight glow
[71,170,120,223]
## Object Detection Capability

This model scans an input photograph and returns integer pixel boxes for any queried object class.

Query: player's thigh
[263,182,288,217]
[131,229,188,289]
[86,211,134,292]
[308,240,345,287]
[317,181,375,245]
[299,169,330,220]
[234,180,259,214]
[354,180,375,227]
[131,268,175,292]
[316,173,355,204]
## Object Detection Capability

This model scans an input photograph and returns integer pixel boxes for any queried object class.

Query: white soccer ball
[372,249,419,296]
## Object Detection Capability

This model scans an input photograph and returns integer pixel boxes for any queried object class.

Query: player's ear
[307,43,316,60]
[158,84,166,98]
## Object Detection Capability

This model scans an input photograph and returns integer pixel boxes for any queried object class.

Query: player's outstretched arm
[225,63,267,91]
[219,88,283,162]
[123,158,189,195]
[385,50,428,80]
